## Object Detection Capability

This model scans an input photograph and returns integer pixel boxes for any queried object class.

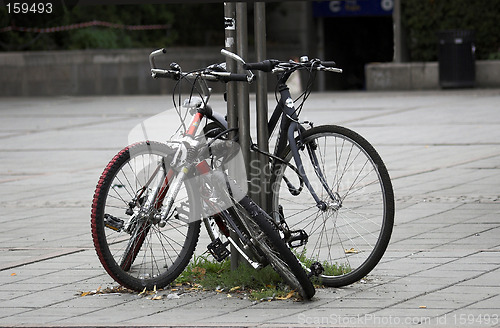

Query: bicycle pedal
[207,238,230,262]
[308,261,324,278]
[287,229,308,248]
[104,214,124,231]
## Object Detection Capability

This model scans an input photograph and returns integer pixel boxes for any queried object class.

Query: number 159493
[6,2,53,14]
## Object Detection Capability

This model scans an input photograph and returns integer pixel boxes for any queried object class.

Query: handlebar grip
[217,73,249,82]
[243,60,278,72]
[151,48,167,57]
[320,61,337,67]
[151,69,179,79]
[228,73,249,82]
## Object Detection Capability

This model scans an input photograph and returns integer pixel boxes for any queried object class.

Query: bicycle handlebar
[243,60,280,73]
[148,48,342,82]
[320,61,338,68]
[151,68,249,82]
[243,58,342,74]
[149,48,166,70]
[149,48,254,83]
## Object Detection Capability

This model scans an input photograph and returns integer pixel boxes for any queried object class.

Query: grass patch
[175,255,298,300]
[294,249,352,284]
[174,250,353,300]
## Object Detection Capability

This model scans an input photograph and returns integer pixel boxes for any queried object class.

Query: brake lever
[220,49,254,83]
[324,67,343,73]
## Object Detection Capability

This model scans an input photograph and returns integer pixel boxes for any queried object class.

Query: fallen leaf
[345,248,359,254]
[275,291,295,300]
[192,267,206,277]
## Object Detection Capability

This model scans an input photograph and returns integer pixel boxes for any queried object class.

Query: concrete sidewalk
[1,89,499,327]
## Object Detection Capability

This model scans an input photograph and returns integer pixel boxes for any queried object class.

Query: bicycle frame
[146,65,336,229]
[270,84,339,210]
[208,81,335,211]
[140,102,265,269]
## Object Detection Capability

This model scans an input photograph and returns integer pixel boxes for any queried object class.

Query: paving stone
[1,90,500,326]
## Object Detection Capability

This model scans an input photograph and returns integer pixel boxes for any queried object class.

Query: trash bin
[438,30,476,88]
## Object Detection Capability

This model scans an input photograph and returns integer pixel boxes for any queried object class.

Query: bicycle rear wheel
[270,125,394,287]
[91,141,200,291]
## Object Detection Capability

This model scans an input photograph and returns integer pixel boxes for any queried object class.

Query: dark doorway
[323,16,393,90]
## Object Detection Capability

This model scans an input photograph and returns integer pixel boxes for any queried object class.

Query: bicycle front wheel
[91,141,200,291]
[270,125,394,287]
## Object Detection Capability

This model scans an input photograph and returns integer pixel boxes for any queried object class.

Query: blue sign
[313,0,394,17]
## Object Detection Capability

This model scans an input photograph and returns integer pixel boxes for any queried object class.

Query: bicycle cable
[170,68,209,138]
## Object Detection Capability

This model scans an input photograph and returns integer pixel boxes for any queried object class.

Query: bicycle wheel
[237,196,315,299]
[91,141,200,291]
[270,125,394,287]
[209,171,315,299]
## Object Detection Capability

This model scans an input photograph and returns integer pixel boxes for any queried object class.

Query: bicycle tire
[208,171,315,299]
[270,125,394,287]
[236,195,315,300]
[91,141,200,291]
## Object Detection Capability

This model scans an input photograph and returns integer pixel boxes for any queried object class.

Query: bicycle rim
[271,125,394,287]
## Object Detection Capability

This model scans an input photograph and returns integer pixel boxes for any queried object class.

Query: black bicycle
[187,49,394,287]
[239,55,395,287]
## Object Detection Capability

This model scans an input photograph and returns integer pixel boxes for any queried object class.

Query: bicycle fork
[277,86,339,211]
[288,121,340,211]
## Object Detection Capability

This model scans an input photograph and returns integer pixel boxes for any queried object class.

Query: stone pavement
[0,89,499,327]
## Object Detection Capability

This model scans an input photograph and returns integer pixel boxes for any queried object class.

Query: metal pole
[224,2,240,270]
[224,2,237,131]
[316,16,325,91]
[393,0,408,62]
[254,2,270,212]
[235,2,252,197]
